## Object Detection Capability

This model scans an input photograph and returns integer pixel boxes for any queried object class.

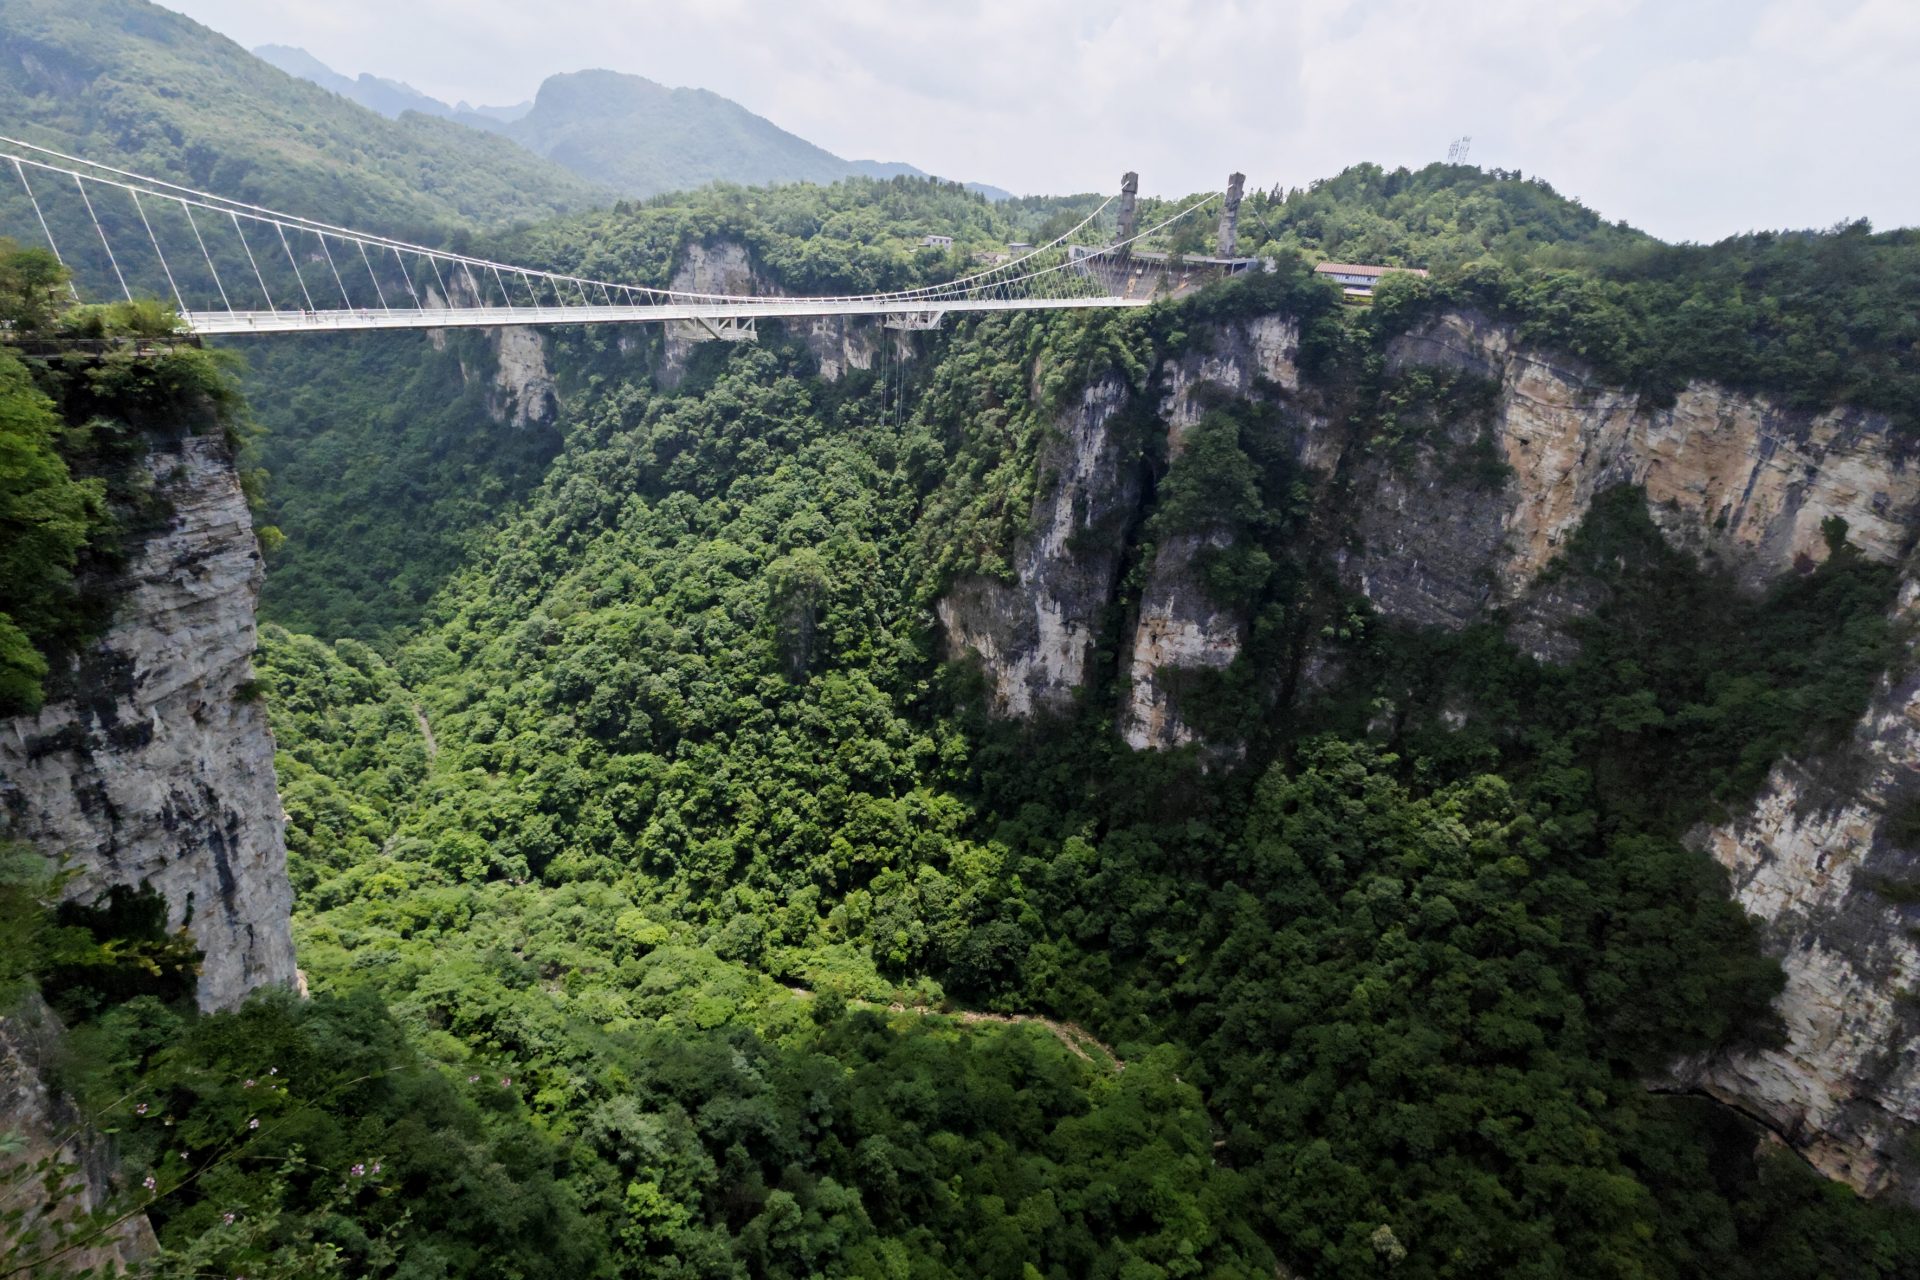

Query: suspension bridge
[0,136,1255,339]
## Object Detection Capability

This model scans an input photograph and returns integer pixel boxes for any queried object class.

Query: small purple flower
[371,1161,382,1175]
[468,1075,479,1083]
[268,1067,278,1076]
[142,1174,156,1192]
[247,1117,259,1130]
[350,1163,365,1177]
[243,1079,255,1089]
[135,1103,148,1116]
[500,1076,511,1087]
[222,1212,235,1225]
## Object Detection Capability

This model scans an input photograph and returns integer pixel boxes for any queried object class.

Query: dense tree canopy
[9,161,1920,1278]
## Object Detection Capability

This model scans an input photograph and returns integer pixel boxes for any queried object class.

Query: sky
[159,0,1920,244]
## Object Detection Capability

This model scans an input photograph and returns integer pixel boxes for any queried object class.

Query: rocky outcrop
[1120,531,1244,750]
[0,433,296,1013]
[659,241,759,387]
[792,315,892,383]
[488,325,557,427]
[422,279,557,426]
[1336,428,1512,633]
[1158,313,1303,456]
[940,315,1310,738]
[1378,313,1920,615]
[1117,315,1307,748]
[937,373,1139,716]
[1676,573,1920,1203]
[935,304,1920,1195]
[672,240,757,297]
[0,995,157,1270]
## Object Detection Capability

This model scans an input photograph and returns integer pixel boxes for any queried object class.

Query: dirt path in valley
[782,985,1124,1073]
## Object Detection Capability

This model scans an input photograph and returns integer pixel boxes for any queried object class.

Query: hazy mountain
[0,0,609,232]
[254,43,534,130]
[452,99,533,125]
[254,42,456,121]
[259,50,1011,201]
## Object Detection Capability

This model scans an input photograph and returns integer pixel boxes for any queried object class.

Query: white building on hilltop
[1314,261,1431,300]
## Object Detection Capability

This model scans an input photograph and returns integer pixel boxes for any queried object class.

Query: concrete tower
[1217,172,1246,257]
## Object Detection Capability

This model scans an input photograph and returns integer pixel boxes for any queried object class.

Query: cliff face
[1119,530,1244,751]
[488,325,558,427]
[1380,313,1920,607]
[424,277,558,427]
[934,305,1920,1194]
[0,432,296,1013]
[659,238,898,385]
[1676,572,1920,1203]
[937,373,1140,716]
[1118,315,1309,749]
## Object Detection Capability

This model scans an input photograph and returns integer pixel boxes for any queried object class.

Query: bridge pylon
[1217,172,1246,257]
[1115,172,1139,262]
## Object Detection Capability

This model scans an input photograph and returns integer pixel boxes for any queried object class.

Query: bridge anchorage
[670,315,758,343]
[881,310,947,331]
[0,135,1258,338]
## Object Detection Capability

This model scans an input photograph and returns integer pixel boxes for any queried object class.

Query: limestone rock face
[1120,531,1244,750]
[421,278,556,426]
[658,241,760,387]
[1121,314,1306,748]
[938,314,1309,739]
[1336,431,1512,633]
[930,305,1920,1194]
[0,434,296,1013]
[1384,313,1920,608]
[654,239,898,385]
[1676,575,1920,1203]
[488,325,557,427]
[791,315,896,383]
[672,240,757,297]
[1158,314,1301,457]
[937,374,1139,716]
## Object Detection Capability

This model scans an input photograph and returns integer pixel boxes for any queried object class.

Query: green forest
[6,18,1920,1272]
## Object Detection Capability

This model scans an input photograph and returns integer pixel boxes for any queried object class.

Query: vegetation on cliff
[10,135,1920,1278]
[0,243,244,712]
[229,294,1918,1275]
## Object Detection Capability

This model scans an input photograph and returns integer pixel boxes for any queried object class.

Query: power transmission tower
[1446,136,1472,165]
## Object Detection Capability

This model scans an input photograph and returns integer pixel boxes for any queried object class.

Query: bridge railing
[1,135,1224,333]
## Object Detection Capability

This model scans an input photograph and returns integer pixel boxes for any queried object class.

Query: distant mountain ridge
[258,48,1012,201]
[0,0,608,233]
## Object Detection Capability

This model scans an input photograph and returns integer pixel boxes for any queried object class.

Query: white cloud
[159,0,1920,241]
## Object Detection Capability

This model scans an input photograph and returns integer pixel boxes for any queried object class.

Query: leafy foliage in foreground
[0,243,246,711]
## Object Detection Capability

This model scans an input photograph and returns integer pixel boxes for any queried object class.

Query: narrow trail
[413,704,438,759]
[783,985,1124,1073]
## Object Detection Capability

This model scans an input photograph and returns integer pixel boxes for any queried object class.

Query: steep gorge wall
[935,305,1920,1195]
[1120,316,1307,749]
[0,432,296,1014]
[937,373,1140,717]
[1374,312,1920,614]
[659,239,903,386]
[1676,571,1920,1203]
